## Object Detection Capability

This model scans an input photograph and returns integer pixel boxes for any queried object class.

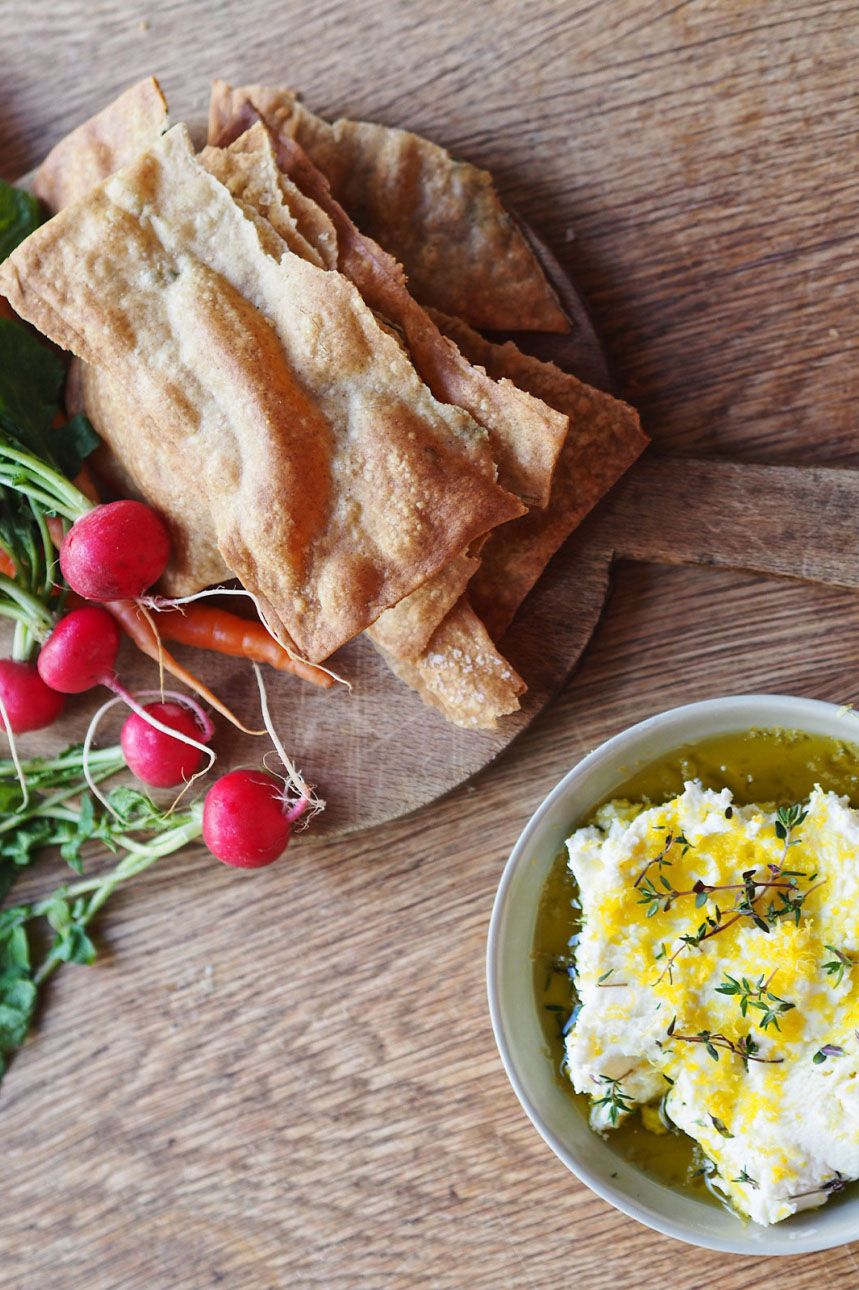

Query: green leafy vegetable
[0,180,43,263]
[0,743,204,1079]
[0,744,126,897]
[0,329,98,658]
[0,318,65,451]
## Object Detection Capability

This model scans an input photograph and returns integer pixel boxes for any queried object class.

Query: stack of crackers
[0,78,647,729]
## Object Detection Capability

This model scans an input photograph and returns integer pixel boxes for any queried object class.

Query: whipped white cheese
[563,781,859,1225]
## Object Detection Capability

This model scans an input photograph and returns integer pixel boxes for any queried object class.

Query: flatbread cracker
[366,549,480,661]
[199,124,336,269]
[32,73,195,587]
[74,127,335,594]
[430,312,648,639]
[208,80,569,335]
[379,599,526,730]
[67,358,230,594]
[1,126,524,662]
[234,124,568,509]
[33,77,169,211]
[200,123,569,661]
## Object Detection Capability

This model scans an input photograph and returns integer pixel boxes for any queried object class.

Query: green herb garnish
[715,972,795,1032]
[812,1044,844,1065]
[822,945,853,987]
[591,1075,635,1126]
[668,1026,783,1067]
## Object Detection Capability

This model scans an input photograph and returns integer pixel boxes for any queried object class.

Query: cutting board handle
[593,453,859,590]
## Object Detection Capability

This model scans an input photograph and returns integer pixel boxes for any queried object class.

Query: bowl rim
[486,693,859,1255]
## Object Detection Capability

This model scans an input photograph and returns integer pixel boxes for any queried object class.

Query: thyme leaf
[822,945,853,987]
[590,1075,635,1126]
[715,972,795,1032]
[670,1028,783,1066]
[812,1044,844,1064]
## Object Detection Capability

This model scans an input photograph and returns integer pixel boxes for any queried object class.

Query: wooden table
[3,2,859,1286]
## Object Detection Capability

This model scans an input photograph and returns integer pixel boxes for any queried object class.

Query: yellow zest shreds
[563,782,859,1226]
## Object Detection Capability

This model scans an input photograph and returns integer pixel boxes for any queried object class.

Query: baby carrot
[152,605,333,689]
[103,598,264,734]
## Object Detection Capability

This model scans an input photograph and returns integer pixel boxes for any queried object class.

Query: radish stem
[0,692,29,810]
[30,805,205,986]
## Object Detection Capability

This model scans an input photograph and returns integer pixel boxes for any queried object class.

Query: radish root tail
[252,662,325,825]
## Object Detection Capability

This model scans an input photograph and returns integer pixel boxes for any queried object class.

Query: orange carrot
[0,547,15,578]
[104,598,264,734]
[46,515,65,550]
[72,462,100,504]
[153,605,333,689]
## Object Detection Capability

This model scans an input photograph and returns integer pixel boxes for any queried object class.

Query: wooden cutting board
[11,209,859,838]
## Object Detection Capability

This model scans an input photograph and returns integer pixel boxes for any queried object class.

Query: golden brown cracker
[208,80,569,334]
[431,312,648,639]
[67,358,230,594]
[379,599,526,730]
[263,128,569,509]
[366,549,480,661]
[2,126,524,662]
[34,77,169,211]
[199,124,337,269]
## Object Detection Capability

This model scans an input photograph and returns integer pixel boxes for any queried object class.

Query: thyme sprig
[655,866,823,984]
[632,829,691,890]
[666,1018,784,1066]
[822,945,854,987]
[590,1075,635,1126]
[638,872,799,920]
[774,802,809,860]
[715,971,796,1032]
[639,800,820,983]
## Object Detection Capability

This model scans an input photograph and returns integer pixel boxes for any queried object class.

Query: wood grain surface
[3,3,859,1287]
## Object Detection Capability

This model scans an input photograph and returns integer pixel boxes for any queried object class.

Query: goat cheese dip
[564,780,859,1226]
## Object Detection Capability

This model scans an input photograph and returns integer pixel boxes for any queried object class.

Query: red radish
[202,769,305,868]
[59,500,171,601]
[37,606,121,694]
[0,659,65,732]
[120,701,207,788]
[38,609,216,811]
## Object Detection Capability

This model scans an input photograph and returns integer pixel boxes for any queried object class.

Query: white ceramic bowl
[487,694,859,1255]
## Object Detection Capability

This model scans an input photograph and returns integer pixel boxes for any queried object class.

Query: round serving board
[7,198,617,836]
[12,152,859,839]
